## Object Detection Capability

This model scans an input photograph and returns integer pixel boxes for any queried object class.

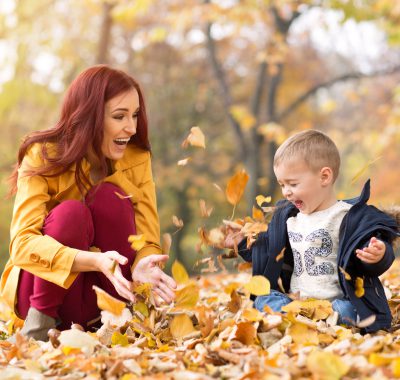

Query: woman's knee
[86,183,135,222]
[43,200,94,248]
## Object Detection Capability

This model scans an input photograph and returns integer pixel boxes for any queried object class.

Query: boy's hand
[356,237,386,264]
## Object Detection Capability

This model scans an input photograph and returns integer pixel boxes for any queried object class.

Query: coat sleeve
[9,145,79,288]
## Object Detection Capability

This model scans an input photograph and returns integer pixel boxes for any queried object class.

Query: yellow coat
[0,143,161,312]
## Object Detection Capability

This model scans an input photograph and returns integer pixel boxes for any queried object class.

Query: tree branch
[277,65,400,122]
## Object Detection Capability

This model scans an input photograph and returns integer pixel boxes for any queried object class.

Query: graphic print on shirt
[288,231,303,276]
[289,229,334,277]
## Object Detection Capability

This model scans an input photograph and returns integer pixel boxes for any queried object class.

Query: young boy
[228,130,399,332]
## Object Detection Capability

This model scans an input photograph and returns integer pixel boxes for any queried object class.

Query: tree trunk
[96,1,114,64]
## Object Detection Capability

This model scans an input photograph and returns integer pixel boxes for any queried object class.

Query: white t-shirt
[287,201,352,300]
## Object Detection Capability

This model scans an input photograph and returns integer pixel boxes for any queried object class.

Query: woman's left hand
[132,254,177,304]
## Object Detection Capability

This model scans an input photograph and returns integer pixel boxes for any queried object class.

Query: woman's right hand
[97,251,135,303]
[72,250,135,303]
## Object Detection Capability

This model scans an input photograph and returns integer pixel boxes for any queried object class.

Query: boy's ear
[320,166,334,185]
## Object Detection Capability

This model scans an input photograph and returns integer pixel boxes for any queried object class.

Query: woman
[0,65,177,341]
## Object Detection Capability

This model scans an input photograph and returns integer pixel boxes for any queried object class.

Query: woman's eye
[132,113,138,119]
[113,115,124,120]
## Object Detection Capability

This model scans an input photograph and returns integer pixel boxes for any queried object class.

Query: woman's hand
[132,255,177,304]
[72,250,135,303]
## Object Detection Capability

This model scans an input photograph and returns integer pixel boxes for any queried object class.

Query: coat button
[39,259,50,268]
[29,253,40,263]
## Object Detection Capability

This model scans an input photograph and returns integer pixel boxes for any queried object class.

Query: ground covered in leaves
[0,259,400,380]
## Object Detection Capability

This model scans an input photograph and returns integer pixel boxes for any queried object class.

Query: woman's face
[102,89,140,161]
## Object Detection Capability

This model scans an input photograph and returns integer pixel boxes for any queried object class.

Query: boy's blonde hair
[274,129,341,181]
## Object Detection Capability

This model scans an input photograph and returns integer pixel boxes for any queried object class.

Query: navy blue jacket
[239,180,399,333]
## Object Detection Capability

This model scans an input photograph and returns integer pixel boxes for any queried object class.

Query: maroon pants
[16,183,136,330]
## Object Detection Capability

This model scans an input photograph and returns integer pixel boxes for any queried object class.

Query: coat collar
[344,179,370,206]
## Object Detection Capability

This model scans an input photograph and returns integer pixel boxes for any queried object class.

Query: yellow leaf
[244,275,270,296]
[306,350,349,380]
[275,247,286,262]
[230,105,256,130]
[242,308,263,322]
[133,302,149,317]
[392,358,400,377]
[255,195,271,207]
[288,321,319,345]
[282,299,333,320]
[355,277,365,298]
[169,314,196,339]
[128,234,146,251]
[351,156,381,184]
[226,170,249,206]
[162,233,172,255]
[172,260,189,284]
[369,353,398,366]
[92,285,125,316]
[175,283,199,309]
[111,332,129,347]
[181,126,206,149]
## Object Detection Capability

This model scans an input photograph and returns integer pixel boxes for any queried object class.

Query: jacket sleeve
[131,153,162,266]
[9,146,79,288]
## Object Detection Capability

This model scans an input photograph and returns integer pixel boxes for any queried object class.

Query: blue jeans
[254,290,358,326]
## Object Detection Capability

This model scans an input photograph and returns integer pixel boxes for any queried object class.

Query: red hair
[9,65,150,195]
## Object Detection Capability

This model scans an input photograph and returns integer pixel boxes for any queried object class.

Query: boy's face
[274,159,335,215]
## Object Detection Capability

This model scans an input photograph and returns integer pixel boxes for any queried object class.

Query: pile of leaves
[0,258,400,379]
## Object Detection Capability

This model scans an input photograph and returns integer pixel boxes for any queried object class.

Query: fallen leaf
[281,299,333,320]
[226,170,249,206]
[170,314,196,339]
[93,285,126,316]
[306,350,349,380]
[288,321,319,345]
[233,322,257,345]
[175,284,200,308]
[181,126,206,149]
[111,332,129,347]
[244,276,270,296]
[227,289,242,313]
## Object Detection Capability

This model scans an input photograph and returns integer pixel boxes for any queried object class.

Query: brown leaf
[172,215,184,229]
[161,233,172,255]
[226,170,249,206]
[199,199,213,218]
[227,289,242,313]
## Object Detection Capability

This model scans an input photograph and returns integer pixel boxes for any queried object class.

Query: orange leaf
[227,289,242,313]
[252,206,264,221]
[233,322,257,345]
[92,285,126,316]
[355,277,365,298]
[226,170,249,206]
